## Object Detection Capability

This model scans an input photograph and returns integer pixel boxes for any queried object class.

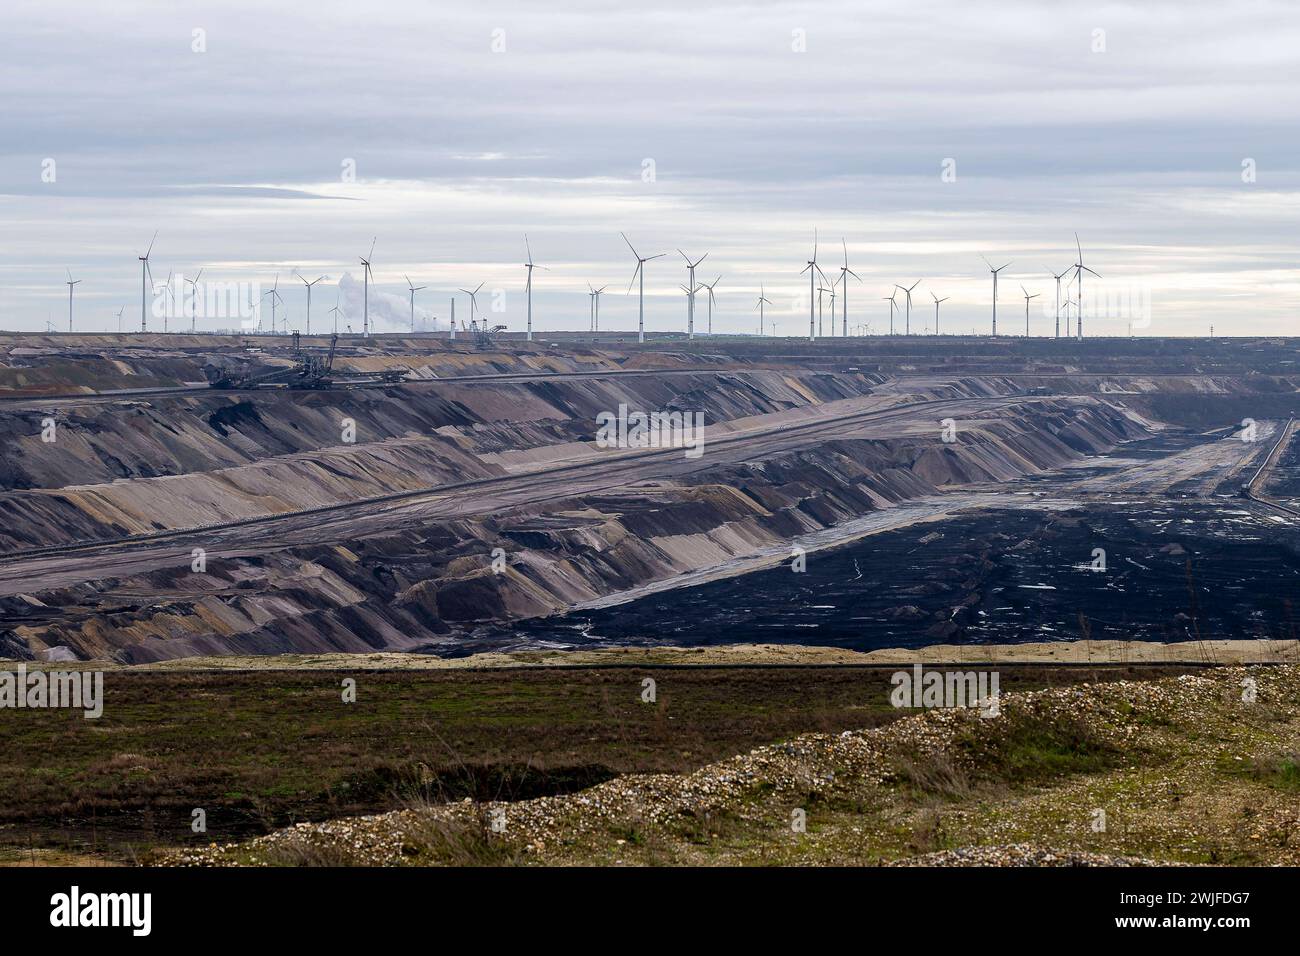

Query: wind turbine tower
[293,273,326,335]
[262,274,282,335]
[622,232,664,344]
[458,282,485,332]
[982,256,1012,336]
[523,235,546,341]
[931,292,949,334]
[800,231,829,341]
[359,238,376,337]
[897,280,922,335]
[1021,285,1040,336]
[755,285,772,335]
[838,239,860,337]
[679,249,708,339]
[1070,234,1100,341]
[1048,265,1071,339]
[591,285,607,332]
[327,291,343,335]
[700,276,721,334]
[137,231,157,333]
[185,268,205,334]
[65,269,80,333]
[404,275,426,333]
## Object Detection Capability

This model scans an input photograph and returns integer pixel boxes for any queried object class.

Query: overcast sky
[1,0,1297,337]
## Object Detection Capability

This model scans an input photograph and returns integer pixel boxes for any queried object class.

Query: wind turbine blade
[144,230,157,258]
[368,237,377,260]
[1082,266,1101,277]
[621,232,639,258]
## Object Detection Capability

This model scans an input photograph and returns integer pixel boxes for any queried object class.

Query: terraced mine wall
[7,334,1291,664]
[0,334,643,396]
[1,391,1151,663]
[0,369,887,550]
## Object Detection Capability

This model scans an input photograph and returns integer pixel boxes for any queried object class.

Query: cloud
[0,1,1297,334]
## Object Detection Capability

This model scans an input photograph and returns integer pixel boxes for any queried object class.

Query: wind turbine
[403,275,426,333]
[755,285,772,335]
[137,231,157,333]
[1047,265,1071,339]
[622,232,664,344]
[262,274,283,335]
[981,256,1012,336]
[931,292,949,335]
[816,284,830,337]
[1021,285,1040,336]
[523,235,547,341]
[679,249,708,339]
[896,279,922,335]
[260,274,283,335]
[1070,233,1100,340]
[185,268,204,334]
[587,286,597,332]
[458,282,485,332]
[115,305,124,333]
[678,282,703,336]
[328,289,342,335]
[837,239,860,337]
[158,270,180,332]
[700,276,721,334]
[590,284,607,332]
[359,237,376,337]
[294,273,326,335]
[65,269,80,333]
[884,289,899,335]
[800,230,830,341]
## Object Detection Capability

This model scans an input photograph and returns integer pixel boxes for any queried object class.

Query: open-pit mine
[4,332,1300,870]
[2,332,1299,665]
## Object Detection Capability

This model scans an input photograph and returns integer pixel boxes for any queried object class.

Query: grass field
[0,663,1194,864]
[156,663,1300,868]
